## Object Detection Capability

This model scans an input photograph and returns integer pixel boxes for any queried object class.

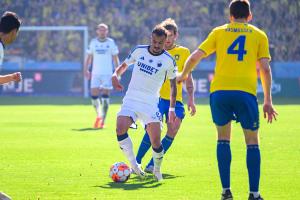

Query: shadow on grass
[72,128,102,132]
[96,173,182,190]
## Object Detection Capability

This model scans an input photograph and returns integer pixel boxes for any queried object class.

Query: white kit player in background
[84,23,120,129]
[111,25,177,181]
[0,11,22,85]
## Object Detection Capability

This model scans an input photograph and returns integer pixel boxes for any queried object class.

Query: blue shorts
[158,98,185,122]
[210,90,259,131]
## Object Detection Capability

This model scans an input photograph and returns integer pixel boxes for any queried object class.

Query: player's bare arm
[185,73,196,116]
[0,72,22,85]
[259,58,278,123]
[177,49,206,82]
[113,54,120,71]
[169,77,177,123]
[112,62,128,91]
[84,54,93,79]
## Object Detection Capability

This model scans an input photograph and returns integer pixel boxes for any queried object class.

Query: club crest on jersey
[174,54,180,60]
[137,61,159,75]
[157,61,162,68]
[152,112,162,121]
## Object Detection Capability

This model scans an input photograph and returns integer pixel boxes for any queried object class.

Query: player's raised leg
[146,122,164,181]
[116,115,145,178]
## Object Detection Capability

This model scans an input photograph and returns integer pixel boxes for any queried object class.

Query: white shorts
[117,98,162,128]
[90,74,112,90]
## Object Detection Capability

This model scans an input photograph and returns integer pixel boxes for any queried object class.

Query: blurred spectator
[0,0,299,62]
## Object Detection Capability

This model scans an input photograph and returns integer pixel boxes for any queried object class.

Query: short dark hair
[229,0,251,19]
[0,11,21,33]
[152,25,167,38]
[161,18,178,35]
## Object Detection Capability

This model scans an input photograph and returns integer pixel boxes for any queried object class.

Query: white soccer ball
[109,162,131,182]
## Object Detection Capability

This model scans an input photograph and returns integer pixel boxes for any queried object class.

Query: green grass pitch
[0,97,299,200]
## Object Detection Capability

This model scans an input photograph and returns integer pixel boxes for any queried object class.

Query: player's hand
[112,74,123,91]
[263,101,278,123]
[187,99,196,116]
[176,72,188,83]
[168,110,176,124]
[85,70,91,80]
[12,72,22,82]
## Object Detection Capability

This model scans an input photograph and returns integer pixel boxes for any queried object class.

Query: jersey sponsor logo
[137,61,159,75]
[96,49,108,54]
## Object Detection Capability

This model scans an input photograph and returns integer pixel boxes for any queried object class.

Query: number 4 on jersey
[227,35,247,61]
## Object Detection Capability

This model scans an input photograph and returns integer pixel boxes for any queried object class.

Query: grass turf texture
[0,97,299,199]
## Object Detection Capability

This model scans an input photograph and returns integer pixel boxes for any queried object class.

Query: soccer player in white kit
[0,11,22,85]
[84,23,120,129]
[0,11,21,200]
[112,25,177,181]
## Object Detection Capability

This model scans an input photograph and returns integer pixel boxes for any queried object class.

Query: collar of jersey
[148,46,165,56]
[97,38,107,42]
[167,44,178,51]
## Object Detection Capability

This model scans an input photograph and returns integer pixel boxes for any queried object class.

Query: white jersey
[87,37,119,75]
[123,45,177,106]
[0,42,4,66]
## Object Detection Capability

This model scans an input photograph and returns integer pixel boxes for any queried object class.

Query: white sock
[118,136,138,168]
[91,98,102,117]
[153,149,164,172]
[250,192,260,198]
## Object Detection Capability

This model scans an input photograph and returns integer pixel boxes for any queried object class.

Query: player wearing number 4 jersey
[177,1,278,200]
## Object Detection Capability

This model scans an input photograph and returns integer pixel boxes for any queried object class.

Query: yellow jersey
[199,22,271,96]
[160,45,190,102]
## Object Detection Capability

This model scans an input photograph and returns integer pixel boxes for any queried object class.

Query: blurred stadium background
[0,0,299,98]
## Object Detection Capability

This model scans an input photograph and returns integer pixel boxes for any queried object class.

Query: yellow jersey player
[136,18,196,173]
[177,1,278,200]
